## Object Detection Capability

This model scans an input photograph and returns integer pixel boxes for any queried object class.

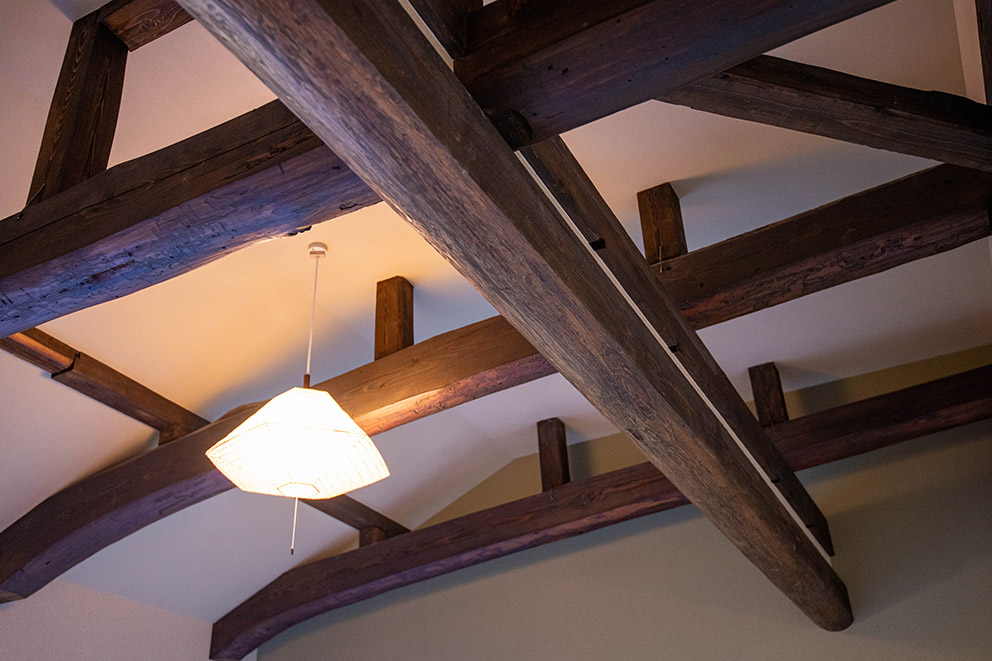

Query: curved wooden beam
[209,362,992,660]
[0,315,552,602]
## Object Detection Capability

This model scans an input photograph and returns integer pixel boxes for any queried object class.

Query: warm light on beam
[206,387,389,499]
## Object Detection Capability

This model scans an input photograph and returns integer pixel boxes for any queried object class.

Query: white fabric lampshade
[205,387,389,499]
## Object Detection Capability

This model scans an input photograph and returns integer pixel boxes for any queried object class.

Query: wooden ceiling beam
[0,315,553,603]
[519,135,832,554]
[409,0,481,58]
[748,362,790,428]
[661,55,992,171]
[96,0,193,50]
[178,0,849,631]
[536,417,569,491]
[455,0,896,147]
[661,164,992,329]
[209,360,992,660]
[374,276,415,360]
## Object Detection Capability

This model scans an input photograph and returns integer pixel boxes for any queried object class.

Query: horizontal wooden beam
[660,55,992,171]
[209,360,992,660]
[659,165,992,329]
[97,0,193,50]
[0,100,377,338]
[455,0,895,146]
[0,315,552,602]
[0,328,206,442]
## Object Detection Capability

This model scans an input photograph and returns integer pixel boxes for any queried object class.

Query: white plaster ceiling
[0,0,989,623]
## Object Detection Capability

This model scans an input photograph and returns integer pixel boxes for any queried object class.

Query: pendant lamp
[206,242,389,552]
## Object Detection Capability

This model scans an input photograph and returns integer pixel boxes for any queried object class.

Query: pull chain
[290,497,299,555]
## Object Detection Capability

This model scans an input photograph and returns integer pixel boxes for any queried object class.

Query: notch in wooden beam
[637,183,687,265]
[28,9,127,205]
[749,362,789,427]
[537,417,569,491]
[374,276,415,360]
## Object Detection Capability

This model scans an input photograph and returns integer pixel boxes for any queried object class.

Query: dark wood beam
[374,276,415,360]
[179,0,848,631]
[660,165,992,329]
[660,55,992,172]
[520,136,832,555]
[209,361,992,661]
[637,182,686,264]
[358,526,387,547]
[408,0,481,57]
[536,417,569,491]
[97,0,193,50]
[455,0,895,147]
[0,315,553,603]
[749,362,789,427]
[0,328,206,442]
[305,498,407,539]
[28,9,127,205]
[0,100,377,338]
[979,0,992,103]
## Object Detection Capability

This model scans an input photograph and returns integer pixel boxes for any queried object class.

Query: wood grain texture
[98,0,193,50]
[408,0,481,57]
[637,182,686,263]
[661,55,992,171]
[0,100,378,338]
[749,362,789,427]
[536,417,569,491]
[0,327,206,441]
[0,315,552,602]
[455,0,895,146]
[979,0,992,103]
[374,276,414,360]
[209,361,992,660]
[28,11,127,205]
[520,136,832,555]
[659,165,992,329]
[178,0,848,632]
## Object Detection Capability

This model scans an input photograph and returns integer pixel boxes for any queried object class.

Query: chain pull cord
[290,497,299,555]
[304,249,322,387]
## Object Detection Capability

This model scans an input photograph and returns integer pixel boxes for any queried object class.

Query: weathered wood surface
[179,0,849,633]
[661,55,992,171]
[374,276,415,360]
[536,417,569,491]
[98,0,193,50]
[209,361,992,660]
[456,0,895,146]
[0,328,206,442]
[749,362,789,427]
[660,165,992,329]
[28,10,127,205]
[637,182,686,263]
[0,315,552,602]
[0,100,377,338]
[520,136,832,555]
[409,0,481,57]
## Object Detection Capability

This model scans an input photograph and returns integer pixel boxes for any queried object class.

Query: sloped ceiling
[0,0,989,622]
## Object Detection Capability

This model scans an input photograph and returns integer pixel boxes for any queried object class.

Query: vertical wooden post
[748,362,789,427]
[28,10,128,204]
[374,276,414,360]
[636,182,687,265]
[359,525,387,547]
[537,417,570,491]
[978,0,992,103]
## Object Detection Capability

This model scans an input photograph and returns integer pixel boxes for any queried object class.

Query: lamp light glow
[206,387,389,499]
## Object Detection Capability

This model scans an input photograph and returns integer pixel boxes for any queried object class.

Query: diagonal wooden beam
[455,0,895,146]
[209,360,992,660]
[0,100,377,338]
[0,328,207,443]
[409,0,481,57]
[97,0,193,50]
[660,55,992,172]
[0,316,553,603]
[178,0,849,632]
[660,164,992,329]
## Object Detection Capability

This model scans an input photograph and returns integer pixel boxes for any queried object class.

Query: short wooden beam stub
[537,417,569,491]
[637,182,687,264]
[749,362,789,427]
[374,276,415,360]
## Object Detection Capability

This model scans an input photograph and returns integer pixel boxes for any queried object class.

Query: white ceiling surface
[0,0,988,623]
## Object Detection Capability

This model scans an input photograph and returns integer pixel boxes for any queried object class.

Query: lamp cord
[304,252,322,387]
[290,497,299,555]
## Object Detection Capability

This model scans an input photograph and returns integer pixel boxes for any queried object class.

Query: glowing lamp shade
[206,387,389,499]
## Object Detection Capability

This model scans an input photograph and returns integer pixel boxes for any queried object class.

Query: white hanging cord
[304,243,326,387]
[290,497,299,555]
